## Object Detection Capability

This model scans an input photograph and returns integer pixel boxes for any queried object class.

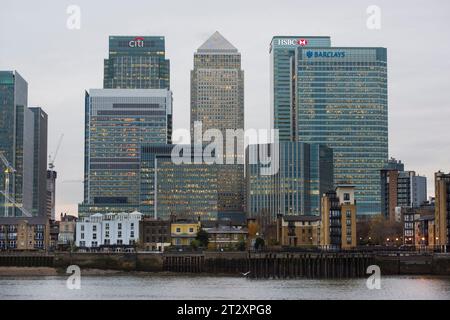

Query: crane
[0,151,16,217]
[0,190,32,217]
[49,134,64,170]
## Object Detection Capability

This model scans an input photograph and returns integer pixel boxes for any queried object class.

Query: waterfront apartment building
[0,216,49,250]
[435,171,450,250]
[139,144,219,220]
[246,142,334,221]
[79,89,173,217]
[276,215,321,247]
[75,211,142,248]
[270,37,388,216]
[381,164,427,221]
[104,36,170,89]
[57,213,77,247]
[321,186,357,249]
[190,31,245,213]
[0,71,48,217]
[171,218,200,247]
[203,225,248,250]
[139,217,171,251]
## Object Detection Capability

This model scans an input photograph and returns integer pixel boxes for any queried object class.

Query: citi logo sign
[129,37,145,48]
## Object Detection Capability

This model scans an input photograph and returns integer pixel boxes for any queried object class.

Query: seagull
[240,271,251,277]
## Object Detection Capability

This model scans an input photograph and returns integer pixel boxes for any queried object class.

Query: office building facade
[30,107,48,217]
[271,37,388,216]
[190,31,244,213]
[0,71,36,217]
[80,89,173,217]
[139,144,219,220]
[246,141,333,221]
[104,36,170,89]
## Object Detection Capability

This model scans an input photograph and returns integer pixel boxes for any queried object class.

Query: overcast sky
[1,0,449,216]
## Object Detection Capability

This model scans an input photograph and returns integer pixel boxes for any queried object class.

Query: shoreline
[0,266,242,277]
[1,266,450,279]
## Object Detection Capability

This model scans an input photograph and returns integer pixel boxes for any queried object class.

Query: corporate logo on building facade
[277,38,309,46]
[129,37,145,48]
[306,51,346,58]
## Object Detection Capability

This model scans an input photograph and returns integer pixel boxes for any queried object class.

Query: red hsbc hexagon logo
[298,39,308,46]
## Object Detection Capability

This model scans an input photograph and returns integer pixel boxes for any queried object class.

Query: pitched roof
[197,31,238,53]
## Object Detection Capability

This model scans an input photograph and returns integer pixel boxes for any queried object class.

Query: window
[118,231,122,238]
[93,225,97,232]
[93,233,97,240]
[105,223,109,230]
[81,233,84,239]
[189,228,194,233]
[130,231,134,238]
[176,228,181,233]
[118,223,122,230]
[346,210,351,218]
[344,193,350,201]
[81,225,85,231]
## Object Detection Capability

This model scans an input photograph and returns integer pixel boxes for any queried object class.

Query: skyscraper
[270,37,331,141]
[270,37,388,216]
[190,31,244,213]
[30,107,48,217]
[0,71,34,216]
[104,36,170,89]
[246,141,333,222]
[79,89,173,217]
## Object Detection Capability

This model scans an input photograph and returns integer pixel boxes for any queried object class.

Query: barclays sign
[306,51,346,58]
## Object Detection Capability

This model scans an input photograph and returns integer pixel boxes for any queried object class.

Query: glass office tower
[79,89,172,217]
[140,144,219,220]
[295,47,388,215]
[104,36,170,89]
[30,107,48,218]
[270,37,331,142]
[0,71,35,217]
[246,141,333,222]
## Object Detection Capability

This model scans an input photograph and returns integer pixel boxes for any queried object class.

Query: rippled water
[0,275,449,300]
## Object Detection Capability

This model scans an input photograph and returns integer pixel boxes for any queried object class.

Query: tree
[254,237,265,250]
[190,239,201,250]
[367,215,403,245]
[236,238,246,251]
[196,229,209,248]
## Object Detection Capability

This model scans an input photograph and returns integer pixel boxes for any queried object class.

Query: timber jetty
[0,251,449,278]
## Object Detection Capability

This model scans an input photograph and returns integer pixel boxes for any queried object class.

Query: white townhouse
[76,211,142,248]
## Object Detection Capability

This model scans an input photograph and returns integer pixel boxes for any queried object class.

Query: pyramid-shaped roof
[197,31,238,53]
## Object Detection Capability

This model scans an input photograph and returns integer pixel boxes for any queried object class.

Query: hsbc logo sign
[277,38,309,46]
[129,37,145,48]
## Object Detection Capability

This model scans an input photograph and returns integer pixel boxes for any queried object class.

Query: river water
[0,275,449,300]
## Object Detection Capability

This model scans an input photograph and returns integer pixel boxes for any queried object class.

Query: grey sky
[1,0,449,216]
